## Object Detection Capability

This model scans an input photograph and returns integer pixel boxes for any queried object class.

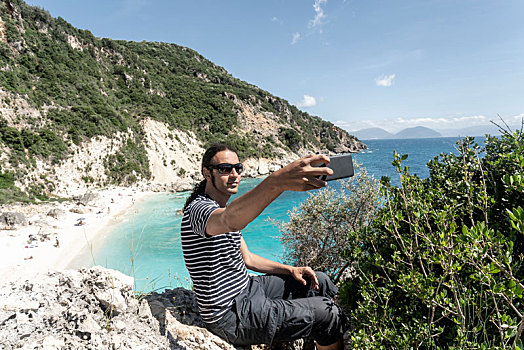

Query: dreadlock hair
[183,142,238,210]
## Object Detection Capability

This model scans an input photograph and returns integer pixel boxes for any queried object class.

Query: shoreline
[0,186,157,285]
[0,176,267,287]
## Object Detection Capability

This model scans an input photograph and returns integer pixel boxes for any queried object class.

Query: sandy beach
[0,186,156,284]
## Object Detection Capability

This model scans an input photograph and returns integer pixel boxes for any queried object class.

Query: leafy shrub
[104,137,150,184]
[279,127,302,151]
[278,165,381,283]
[280,129,524,348]
[0,170,31,203]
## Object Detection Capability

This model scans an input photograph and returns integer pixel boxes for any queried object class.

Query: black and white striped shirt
[181,194,249,323]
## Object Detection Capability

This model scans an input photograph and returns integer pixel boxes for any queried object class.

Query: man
[181,143,347,348]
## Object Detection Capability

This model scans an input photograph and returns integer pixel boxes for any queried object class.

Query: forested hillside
[0,0,365,203]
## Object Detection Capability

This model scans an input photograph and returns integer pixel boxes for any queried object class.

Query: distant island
[353,126,441,140]
[352,123,515,140]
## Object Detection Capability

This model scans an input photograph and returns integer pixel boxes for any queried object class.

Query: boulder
[47,208,66,220]
[0,212,28,228]
[69,206,91,214]
[74,192,100,206]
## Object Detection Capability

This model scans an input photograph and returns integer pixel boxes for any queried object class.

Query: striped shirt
[180,194,249,323]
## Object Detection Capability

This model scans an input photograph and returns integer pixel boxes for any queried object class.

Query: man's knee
[310,297,346,346]
[315,271,338,298]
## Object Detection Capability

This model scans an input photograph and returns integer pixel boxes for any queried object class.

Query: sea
[68,137,483,292]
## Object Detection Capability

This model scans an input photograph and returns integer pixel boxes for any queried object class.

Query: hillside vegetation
[0,0,364,203]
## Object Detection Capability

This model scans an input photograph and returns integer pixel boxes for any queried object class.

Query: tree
[278,164,381,284]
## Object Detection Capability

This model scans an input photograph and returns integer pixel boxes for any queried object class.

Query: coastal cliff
[0,0,366,202]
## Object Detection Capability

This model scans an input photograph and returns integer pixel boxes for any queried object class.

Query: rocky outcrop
[0,212,27,228]
[0,16,7,43]
[46,208,66,220]
[0,266,168,349]
[73,192,100,207]
[0,266,312,350]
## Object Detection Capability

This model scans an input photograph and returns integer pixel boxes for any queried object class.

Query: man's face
[207,150,242,196]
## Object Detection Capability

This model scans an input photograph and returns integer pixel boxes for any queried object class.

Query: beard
[210,172,217,189]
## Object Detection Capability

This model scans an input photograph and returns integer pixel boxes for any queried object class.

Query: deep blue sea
[69,137,482,292]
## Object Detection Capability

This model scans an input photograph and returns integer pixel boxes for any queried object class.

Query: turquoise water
[71,137,480,292]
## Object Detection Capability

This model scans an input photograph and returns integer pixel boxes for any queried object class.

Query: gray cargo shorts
[204,272,347,346]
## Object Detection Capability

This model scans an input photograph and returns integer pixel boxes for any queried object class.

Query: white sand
[0,187,155,284]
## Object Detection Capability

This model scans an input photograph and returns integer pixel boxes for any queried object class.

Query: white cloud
[506,113,524,124]
[297,95,317,108]
[375,74,396,87]
[291,32,301,45]
[309,0,327,28]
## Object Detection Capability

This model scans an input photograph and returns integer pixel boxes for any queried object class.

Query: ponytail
[184,179,207,210]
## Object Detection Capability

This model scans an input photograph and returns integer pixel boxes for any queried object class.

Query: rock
[47,208,66,219]
[138,299,154,320]
[94,288,127,316]
[77,314,101,334]
[112,319,127,330]
[258,162,270,175]
[16,312,36,339]
[0,267,170,350]
[74,192,100,206]
[42,335,65,348]
[0,266,322,350]
[69,206,91,214]
[0,212,28,228]
[0,311,15,326]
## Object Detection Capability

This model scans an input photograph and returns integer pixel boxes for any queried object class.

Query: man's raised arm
[206,154,332,236]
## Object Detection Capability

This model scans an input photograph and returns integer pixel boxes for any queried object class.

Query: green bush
[279,127,302,151]
[0,171,31,203]
[104,137,150,184]
[278,164,381,284]
[280,129,524,348]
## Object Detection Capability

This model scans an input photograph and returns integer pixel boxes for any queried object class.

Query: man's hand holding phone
[316,154,355,181]
[270,154,333,192]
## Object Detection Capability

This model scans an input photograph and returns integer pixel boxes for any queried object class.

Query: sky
[24,0,524,133]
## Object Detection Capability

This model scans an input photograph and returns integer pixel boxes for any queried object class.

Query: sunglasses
[208,163,244,175]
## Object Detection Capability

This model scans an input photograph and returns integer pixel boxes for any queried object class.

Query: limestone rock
[69,206,91,214]
[0,266,320,350]
[0,212,28,228]
[0,267,169,350]
[47,208,66,219]
[74,192,100,206]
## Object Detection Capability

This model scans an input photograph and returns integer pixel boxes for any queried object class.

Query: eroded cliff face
[1,88,365,198]
[0,266,308,350]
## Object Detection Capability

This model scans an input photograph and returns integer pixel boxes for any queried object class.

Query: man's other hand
[291,266,319,290]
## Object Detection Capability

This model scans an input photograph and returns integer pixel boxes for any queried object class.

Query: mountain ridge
[353,123,520,140]
[353,126,441,140]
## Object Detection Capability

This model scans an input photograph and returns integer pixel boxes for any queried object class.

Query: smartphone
[317,154,355,181]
